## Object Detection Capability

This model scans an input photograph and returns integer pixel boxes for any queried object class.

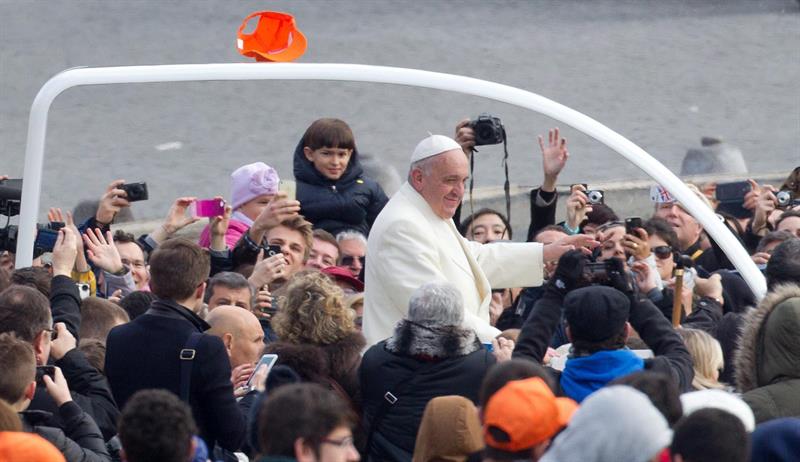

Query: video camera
[0,178,62,258]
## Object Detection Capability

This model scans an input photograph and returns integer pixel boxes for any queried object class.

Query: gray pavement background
[1,0,799,220]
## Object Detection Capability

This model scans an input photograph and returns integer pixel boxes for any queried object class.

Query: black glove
[550,249,588,294]
[604,257,634,296]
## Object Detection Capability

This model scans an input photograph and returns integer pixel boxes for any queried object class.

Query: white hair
[407,156,437,183]
[335,230,367,247]
[407,282,464,327]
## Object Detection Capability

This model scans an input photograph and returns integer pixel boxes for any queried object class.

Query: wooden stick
[672,268,684,328]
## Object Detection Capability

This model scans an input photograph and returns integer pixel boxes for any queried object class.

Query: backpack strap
[179,332,203,402]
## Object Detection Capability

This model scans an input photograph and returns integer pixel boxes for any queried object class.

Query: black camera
[265,244,282,258]
[120,182,149,202]
[586,189,605,205]
[468,113,505,146]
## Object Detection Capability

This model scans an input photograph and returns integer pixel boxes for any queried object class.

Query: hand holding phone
[244,354,279,392]
[41,366,72,406]
[625,217,643,235]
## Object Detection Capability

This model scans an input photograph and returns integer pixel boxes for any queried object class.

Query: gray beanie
[540,386,672,462]
[407,282,464,327]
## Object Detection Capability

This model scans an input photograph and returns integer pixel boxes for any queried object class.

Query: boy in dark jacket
[0,332,110,462]
[293,118,388,237]
[513,251,694,401]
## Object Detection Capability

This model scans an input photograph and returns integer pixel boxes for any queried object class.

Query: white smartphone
[245,354,279,389]
[279,180,296,201]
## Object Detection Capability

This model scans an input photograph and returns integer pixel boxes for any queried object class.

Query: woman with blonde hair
[679,328,727,390]
[266,270,366,407]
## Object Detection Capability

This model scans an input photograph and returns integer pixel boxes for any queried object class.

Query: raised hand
[565,184,592,231]
[51,228,78,278]
[249,192,301,242]
[253,288,273,320]
[247,249,288,289]
[751,186,778,234]
[42,366,73,406]
[49,323,76,361]
[742,179,762,210]
[623,227,651,261]
[454,118,475,156]
[50,209,90,272]
[210,201,233,251]
[83,228,124,274]
[95,179,130,225]
[149,197,201,244]
[538,127,569,191]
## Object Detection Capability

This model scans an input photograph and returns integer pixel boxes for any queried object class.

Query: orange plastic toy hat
[237,11,307,62]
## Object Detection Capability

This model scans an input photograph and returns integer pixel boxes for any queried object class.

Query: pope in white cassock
[363,134,590,345]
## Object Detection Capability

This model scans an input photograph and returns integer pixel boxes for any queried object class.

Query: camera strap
[468,129,511,225]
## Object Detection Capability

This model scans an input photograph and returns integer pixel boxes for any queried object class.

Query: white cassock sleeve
[465,239,544,289]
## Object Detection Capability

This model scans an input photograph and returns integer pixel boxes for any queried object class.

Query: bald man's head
[206,306,264,368]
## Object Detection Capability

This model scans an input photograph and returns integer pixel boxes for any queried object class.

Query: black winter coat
[28,275,120,441]
[21,401,111,462]
[513,283,695,394]
[359,321,495,462]
[105,299,245,452]
[293,141,388,237]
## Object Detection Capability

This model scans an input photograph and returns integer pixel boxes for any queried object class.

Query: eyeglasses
[321,436,355,449]
[340,255,365,266]
[43,327,54,340]
[653,246,673,260]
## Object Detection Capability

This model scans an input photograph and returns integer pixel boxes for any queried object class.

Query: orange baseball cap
[0,432,66,461]
[237,11,307,62]
[483,377,578,453]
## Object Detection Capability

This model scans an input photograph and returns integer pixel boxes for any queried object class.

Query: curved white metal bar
[17,63,767,298]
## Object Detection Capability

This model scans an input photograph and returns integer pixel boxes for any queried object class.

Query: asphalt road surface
[1,0,798,220]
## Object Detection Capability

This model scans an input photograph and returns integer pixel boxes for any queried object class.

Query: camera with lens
[0,178,62,258]
[586,189,605,205]
[468,113,505,146]
[120,182,149,202]
[776,190,798,209]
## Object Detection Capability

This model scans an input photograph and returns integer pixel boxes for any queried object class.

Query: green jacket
[734,284,800,423]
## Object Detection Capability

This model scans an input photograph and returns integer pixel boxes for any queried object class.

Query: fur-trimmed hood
[734,284,800,392]
[386,320,482,359]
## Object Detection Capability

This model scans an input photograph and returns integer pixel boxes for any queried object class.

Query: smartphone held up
[191,199,226,218]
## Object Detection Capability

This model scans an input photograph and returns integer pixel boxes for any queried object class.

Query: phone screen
[246,354,279,389]
[279,180,296,201]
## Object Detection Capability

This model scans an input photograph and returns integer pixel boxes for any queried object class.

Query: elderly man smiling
[363,134,595,345]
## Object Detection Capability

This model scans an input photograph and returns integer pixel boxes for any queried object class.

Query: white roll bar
[16,63,767,299]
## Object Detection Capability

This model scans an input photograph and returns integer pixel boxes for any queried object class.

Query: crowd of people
[0,116,798,462]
